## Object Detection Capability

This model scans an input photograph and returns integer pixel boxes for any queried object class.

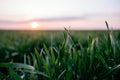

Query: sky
[0,0,120,30]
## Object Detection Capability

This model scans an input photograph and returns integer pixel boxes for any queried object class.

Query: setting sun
[31,22,39,29]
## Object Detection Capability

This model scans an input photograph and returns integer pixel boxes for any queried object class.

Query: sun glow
[31,22,39,29]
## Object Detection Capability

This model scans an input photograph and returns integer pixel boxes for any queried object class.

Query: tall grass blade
[105,21,110,31]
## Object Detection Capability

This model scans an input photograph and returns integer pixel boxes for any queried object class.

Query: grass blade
[9,68,22,80]
[0,63,34,70]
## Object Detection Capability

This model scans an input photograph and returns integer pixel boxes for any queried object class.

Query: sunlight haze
[0,0,120,30]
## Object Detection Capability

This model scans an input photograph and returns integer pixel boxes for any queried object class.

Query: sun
[31,22,39,29]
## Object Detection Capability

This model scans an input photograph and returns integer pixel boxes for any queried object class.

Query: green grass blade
[23,70,50,79]
[58,70,66,80]
[0,63,34,70]
[9,68,22,80]
[100,64,120,79]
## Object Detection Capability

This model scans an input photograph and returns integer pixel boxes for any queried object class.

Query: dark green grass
[0,23,120,79]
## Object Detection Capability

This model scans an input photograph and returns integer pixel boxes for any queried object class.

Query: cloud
[33,16,86,22]
[0,20,27,24]
[0,16,87,24]
[0,13,120,24]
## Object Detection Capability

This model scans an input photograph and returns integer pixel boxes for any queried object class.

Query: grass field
[0,23,120,80]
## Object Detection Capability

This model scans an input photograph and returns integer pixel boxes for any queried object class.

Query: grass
[0,21,120,80]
